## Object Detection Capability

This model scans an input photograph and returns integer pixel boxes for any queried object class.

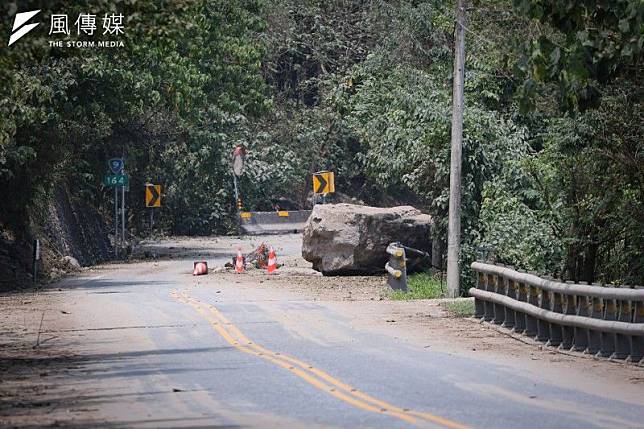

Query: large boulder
[302,203,432,275]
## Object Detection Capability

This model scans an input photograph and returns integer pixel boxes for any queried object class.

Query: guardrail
[238,210,312,235]
[469,262,644,363]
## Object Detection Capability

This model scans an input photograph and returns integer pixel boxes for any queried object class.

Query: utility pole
[447,0,466,298]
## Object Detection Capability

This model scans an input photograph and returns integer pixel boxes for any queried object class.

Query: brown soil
[2,233,643,428]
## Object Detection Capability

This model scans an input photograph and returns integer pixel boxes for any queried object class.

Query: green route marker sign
[104,174,129,187]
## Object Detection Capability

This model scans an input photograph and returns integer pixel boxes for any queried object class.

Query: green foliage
[0,0,641,287]
[479,1,643,285]
[0,0,268,235]
[514,0,643,112]
[389,272,446,300]
[440,299,475,317]
[478,183,563,274]
[330,54,530,290]
[522,84,643,284]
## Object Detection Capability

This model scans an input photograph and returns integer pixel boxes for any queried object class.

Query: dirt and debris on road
[0,291,108,427]
[2,233,643,428]
[169,234,644,403]
[135,234,644,375]
[134,234,390,301]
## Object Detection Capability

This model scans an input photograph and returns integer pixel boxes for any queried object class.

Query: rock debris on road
[1,234,643,428]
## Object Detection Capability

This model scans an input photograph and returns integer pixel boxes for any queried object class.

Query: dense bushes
[1,0,268,236]
[1,0,641,287]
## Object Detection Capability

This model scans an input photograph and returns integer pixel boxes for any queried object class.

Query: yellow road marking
[182,294,417,424]
[193,299,450,425]
[171,290,469,429]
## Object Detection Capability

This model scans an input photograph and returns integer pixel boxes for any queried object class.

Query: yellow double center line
[171,289,469,429]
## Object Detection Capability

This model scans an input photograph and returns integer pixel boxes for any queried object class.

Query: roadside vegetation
[389,272,446,300]
[1,1,641,291]
[440,300,475,317]
[387,271,475,317]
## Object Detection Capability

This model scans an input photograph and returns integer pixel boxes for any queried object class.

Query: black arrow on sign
[314,174,327,194]
[147,185,160,207]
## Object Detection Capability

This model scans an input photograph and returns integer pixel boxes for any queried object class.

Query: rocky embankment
[0,186,112,291]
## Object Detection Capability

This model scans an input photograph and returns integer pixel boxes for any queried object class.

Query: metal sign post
[145,184,162,232]
[108,158,125,259]
[233,175,240,207]
[32,239,40,284]
[232,145,246,212]
[114,186,118,258]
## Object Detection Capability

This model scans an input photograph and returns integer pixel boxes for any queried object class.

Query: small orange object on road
[235,249,245,274]
[267,247,277,274]
[193,261,208,276]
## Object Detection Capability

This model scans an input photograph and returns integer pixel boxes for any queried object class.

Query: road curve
[3,235,643,428]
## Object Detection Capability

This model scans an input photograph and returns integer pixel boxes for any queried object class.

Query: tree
[514,0,643,112]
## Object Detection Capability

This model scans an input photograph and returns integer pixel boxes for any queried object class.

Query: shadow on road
[0,343,238,427]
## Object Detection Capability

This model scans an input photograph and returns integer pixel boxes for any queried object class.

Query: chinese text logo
[7,10,125,48]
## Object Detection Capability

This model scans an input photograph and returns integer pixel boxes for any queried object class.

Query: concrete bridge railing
[469,262,644,363]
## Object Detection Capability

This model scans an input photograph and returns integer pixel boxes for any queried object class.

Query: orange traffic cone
[267,247,277,274]
[193,261,208,276]
[235,249,245,274]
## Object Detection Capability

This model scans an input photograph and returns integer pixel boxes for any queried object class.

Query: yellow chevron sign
[313,171,335,194]
[145,184,162,207]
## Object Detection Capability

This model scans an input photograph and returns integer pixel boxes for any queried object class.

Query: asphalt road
[3,235,644,428]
